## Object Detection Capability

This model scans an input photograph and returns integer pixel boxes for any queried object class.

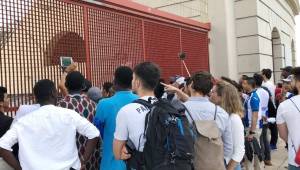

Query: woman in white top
[210,81,245,170]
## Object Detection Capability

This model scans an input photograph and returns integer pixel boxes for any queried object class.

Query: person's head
[87,87,102,103]
[33,79,57,105]
[114,66,133,90]
[253,73,263,87]
[277,83,282,88]
[183,77,192,96]
[240,75,248,91]
[154,79,165,99]
[82,79,92,93]
[102,82,114,98]
[65,71,85,93]
[190,71,213,96]
[173,76,185,89]
[221,76,242,92]
[291,67,300,92]
[210,81,243,117]
[282,75,294,92]
[0,87,9,112]
[243,77,256,93]
[132,62,161,95]
[281,66,293,79]
[261,69,272,81]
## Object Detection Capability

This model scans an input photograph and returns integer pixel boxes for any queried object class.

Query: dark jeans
[260,124,271,161]
[289,164,300,170]
[268,123,278,146]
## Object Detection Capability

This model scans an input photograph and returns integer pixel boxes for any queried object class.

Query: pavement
[265,139,289,170]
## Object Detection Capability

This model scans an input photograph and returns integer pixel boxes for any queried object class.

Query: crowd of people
[0,62,299,170]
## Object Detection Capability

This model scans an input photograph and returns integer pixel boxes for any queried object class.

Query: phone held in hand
[60,56,73,70]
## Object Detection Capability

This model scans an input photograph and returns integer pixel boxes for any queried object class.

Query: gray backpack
[186,106,226,170]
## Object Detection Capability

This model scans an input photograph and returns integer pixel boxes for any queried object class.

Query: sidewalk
[265,139,288,170]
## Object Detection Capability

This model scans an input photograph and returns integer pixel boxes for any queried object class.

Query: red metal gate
[0,0,210,115]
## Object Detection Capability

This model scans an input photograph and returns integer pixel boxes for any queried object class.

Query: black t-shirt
[0,112,13,138]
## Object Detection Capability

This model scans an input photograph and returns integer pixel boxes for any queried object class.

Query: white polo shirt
[114,96,156,151]
[277,96,300,167]
[0,105,100,170]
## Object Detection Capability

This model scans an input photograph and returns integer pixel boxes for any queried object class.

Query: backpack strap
[288,98,300,154]
[182,105,196,127]
[214,105,217,120]
[133,99,153,109]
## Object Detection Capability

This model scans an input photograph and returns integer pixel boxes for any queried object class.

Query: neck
[191,91,205,97]
[137,88,154,98]
[114,86,130,92]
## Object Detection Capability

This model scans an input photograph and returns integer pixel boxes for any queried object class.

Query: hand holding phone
[60,57,73,70]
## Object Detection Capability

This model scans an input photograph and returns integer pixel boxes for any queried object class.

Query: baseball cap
[280,66,293,73]
[174,76,185,86]
[87,87,102,103]
[282,75,294,82]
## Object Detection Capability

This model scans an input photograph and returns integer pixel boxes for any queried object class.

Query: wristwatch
[249,131,256,135]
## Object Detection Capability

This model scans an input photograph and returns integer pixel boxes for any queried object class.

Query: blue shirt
[94,91,138,170]
[245,90,261,128]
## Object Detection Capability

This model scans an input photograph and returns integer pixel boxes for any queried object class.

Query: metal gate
[0,0,210,115]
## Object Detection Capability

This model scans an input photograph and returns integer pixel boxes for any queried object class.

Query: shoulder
[216,106,229,119]
[230,114,242,123]
[277,99,292,115]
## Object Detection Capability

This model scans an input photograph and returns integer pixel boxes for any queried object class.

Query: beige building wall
[133,0,209,22]
[134,0,299,82]
[236,0,299,82]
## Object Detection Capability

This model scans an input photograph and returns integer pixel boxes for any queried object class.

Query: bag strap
[183,104,218,124]
[214,105,217,120]
[288,98,299,154]
[132,98,154,151]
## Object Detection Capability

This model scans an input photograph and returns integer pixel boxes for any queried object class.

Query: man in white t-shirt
[254,73,272,166]
[113,62,160,161]
[261,68,279,151]
[0,79,100,170]
[277,67,300,170]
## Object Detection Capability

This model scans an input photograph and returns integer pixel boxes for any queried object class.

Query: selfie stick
[179,52,191,77]
[182,60,191,77]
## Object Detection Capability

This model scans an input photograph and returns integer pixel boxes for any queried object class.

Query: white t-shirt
[14,104,40,122]
[114,96,156,151]
[230,114,245,163]
[0,105,99,170]
[256,88,270,118]
[262,80,276,104]
[277,95,300,167]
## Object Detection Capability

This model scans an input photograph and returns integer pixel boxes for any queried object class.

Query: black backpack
[126,98,194,170]
[261,86,277,118]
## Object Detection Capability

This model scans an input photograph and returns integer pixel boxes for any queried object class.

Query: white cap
[282,75,294,82]
[175,77,185,85]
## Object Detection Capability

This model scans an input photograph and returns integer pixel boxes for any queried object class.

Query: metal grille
[144,21,181,79]
[88,7,144,86]
[0,0,86,115]
[0,0,209,116]
[181,29,209,75]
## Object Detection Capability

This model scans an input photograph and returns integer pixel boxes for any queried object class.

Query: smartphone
[60,56,73,68]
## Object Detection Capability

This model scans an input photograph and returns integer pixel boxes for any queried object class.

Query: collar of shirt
[188,96,209,102]
[114,90,133,96]
[140,96,157,103]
